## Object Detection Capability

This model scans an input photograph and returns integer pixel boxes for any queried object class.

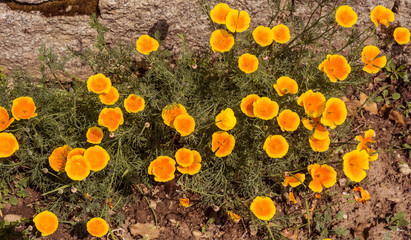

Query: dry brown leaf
[341,96,360,116]
[359,92,378,115]
[389,110,406,127]
[129,222,160,239]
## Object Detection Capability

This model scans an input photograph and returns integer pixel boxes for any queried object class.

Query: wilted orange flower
[282,173,306,187]
[250,196,276,221]
[177,150,202,175]
[11,96,37,120]
[307,164,337,193]
[87,73,112,94]
[289,192,297,204]
[87,217,109,237]
[86,127,104,144]
[65,155,91,181]
[240,94,260,117]
[174,113,195,136]
[299,90,326,118]
[162,104,187,127]
[179,198,190,207]
[273,76,298,96]
[277,109,300,132]
[175,148,194,167]
[355,129,378,161]
[226,9,250,32]
[84,145,110,172]
[136,35,159,55]
[315,193,321,199]
[0,107,14,132]
[210,29,235,53]
[67,148,85,162]
[99,86,119,105]
[320,98,347,129]
[238,53,259,74]
[353,186,371,203]
[343,149,369,182]
[212,131,235,157]
[227,211,241,223]
[302,117,329,140]
[216,108,237,131]
[253,26,274,47]
[33,211,58,236]
[48,145,72,172]
[148,156,176,182]
[309,135,330,152]
[124,94,145,113]
[98,107,124,132]
[393,27,410,45]
[272,24,290,44]
[361,45,387,74]
[263,135,289,158]
[0,132,19,158]
[370,5,394,27]
[335,5,357,28]
[253,97,279,120]
[210,3,230,24]
[318,54,351,82]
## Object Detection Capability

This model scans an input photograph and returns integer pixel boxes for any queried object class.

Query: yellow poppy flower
[99,86,119,105]
[33,211,58,236]
[174,113,195,136]
[277,109,300,132]
[393,27,410,45]
[370,5,394,27]
[335,5,357,28]
[361,45,387,74]
[240,94,260,117]
[211,131,235,157]
[84,145,110,171]
[98,107,124,132]
[343,150,369,182]
[87,217,109,237]
[136,35,159,55]
[11,96,37,120]
[253,26,274,47]
[263,135,289,158]
[250,196,276,221]
[210,3,230,24]
[273,76,298,96]
[320,98,347,129]
[0,132,19,158]
[238,53,259,74]
[148,156,176,182]
[210,29,235,53]
[272,24,290,44]
[253,97,279,120]
[86,127,104,144]
[124,94,145,113]
[226,9,250,33]
[87,73,112,94]
[215,108,236,131]
[0,107,14,132]
[307,164,337,193]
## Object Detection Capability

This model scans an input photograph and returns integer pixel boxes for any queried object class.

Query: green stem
[303,193,311,235]
[135,184,158,228]
[264,221,275,240]
[108,228,118,240]
[42,182,76,196]
[62,69,83,82]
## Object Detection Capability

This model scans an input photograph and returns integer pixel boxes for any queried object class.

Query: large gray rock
[0,0,410,81]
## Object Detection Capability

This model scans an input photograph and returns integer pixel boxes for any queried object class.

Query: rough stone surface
[15,0,51,4]
[0,0,410,80]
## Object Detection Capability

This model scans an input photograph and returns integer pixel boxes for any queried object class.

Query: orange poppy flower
[282,173,306,187]
[307,164,337,193]
[175,148,194,167]
[177,150,202,175]
[48,145,72,172]
[238,53,259,74]
[11,96,37,120]
[87,217,109,237]
[355,129,378,161]
[210,29,235,53]
[33,211,58,236]
[299,90,326,118]
[309,135,330,152]
[179,198,190,207]
[0,132,19,158]
[227,211,241,223]
[216,108,237,131]
[162,104,187,127]
[67,148,85,162]
[277,109,300,132]
[225,9,250,33]
[86,127,104,144]
[136,35,159,55]
[361,45,387,74]
[148,156,176,182]
[250,196,276,221]
[393,27,410,45]
[99,86,119,105]
[65,155,91,181]
[297,89,312,107]
[0,107,14,132]
[174,113,195,136]
[320,98,347,129]
[353,186,371,204]
[272,24,290,44]
[273,76,298,96]
[335,5,357,28]
[87,73,112,94]
[253,26,274,47]
[84,145,110,171]
[370,5,394,27]
[211,131,235,157]
[289,192,297,204]
[98,107,124,132]
[263,135,289,158]
[302,117,329,140]
[124,94,145,113]
[240,94,260,117]
[343,149,369,182]
[253,97,279,120]
[210,3,230,24]
[318,54,351,82]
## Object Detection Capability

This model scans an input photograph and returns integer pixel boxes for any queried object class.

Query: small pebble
[192,230,202,237]
[338,178,347,187]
